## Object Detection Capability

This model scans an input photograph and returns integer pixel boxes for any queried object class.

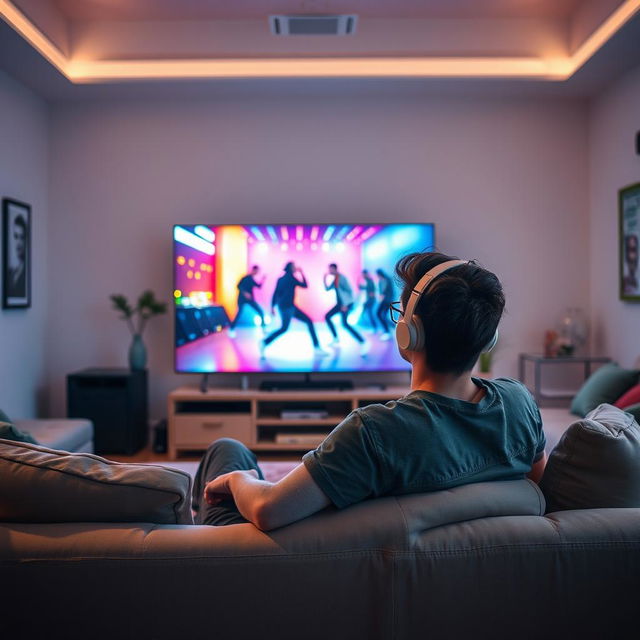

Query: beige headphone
[395,259,499,353]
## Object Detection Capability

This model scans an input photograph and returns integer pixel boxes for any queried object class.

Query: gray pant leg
[192,438,264,526]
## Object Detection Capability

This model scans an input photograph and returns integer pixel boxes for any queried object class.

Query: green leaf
[110,294,133,318]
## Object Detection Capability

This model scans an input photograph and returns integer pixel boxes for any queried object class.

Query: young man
[192,251,547,531]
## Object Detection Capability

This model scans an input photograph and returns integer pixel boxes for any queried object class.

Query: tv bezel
[172,221,436,376]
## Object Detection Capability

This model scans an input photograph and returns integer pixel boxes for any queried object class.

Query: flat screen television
[173,223,435,374]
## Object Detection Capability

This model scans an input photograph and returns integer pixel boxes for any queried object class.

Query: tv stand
[259,374,353,392]
[167,384,408,457]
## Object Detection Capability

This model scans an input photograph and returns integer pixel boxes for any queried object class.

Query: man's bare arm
[526,451,547,484]
[204,463,331,531]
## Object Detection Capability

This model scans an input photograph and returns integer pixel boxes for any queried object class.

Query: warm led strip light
[1,0,639,82]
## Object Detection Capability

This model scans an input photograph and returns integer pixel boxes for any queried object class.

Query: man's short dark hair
[329,263,337,269]
[395,251,505,375]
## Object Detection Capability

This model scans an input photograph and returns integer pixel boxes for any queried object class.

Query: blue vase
[128,333,147,371]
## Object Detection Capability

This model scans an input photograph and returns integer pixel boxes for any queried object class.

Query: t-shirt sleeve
[302,410,381,509]
[519,381,546,460]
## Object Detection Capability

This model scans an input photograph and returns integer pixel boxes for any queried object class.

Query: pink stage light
[359,226,380,242]
[281,226,289,241]
[310,226,319,241]
[296,226,303,241]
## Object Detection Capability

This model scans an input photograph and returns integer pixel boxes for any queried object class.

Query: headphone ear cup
[411,314,425,351]
[395,319,412,351]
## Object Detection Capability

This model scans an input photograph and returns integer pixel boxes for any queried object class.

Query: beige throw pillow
[0,439,193,524]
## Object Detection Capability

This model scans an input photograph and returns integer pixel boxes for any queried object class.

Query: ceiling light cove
[1,0,640,83]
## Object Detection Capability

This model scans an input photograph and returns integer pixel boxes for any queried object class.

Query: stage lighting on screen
[173,223,435,374]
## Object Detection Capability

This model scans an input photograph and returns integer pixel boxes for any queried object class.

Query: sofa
[2,402,640,640]
[11,417,94,452]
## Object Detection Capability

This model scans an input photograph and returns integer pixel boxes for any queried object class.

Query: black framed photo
[619,182,640,302]
[2,198,31,309]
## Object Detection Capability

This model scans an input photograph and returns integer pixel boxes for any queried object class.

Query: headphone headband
[403,259,468,321]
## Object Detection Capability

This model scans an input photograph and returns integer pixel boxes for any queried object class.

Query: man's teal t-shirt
[302,377,546,509]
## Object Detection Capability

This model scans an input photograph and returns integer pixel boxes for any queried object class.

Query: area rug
[159,460,299,483]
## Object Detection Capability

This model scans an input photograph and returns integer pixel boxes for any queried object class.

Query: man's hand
[203,464,331,531]
[204,469,258,506]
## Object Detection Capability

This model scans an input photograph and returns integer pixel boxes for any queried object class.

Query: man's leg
[325,304,341,339]
[364,298,377,329]
[264,307,293,345]
[377,302,390,333]
[247,299,265,326]
[293,307,320,347]
[192,438,264,526]
[340,304,364,343]
[229,299,245,330]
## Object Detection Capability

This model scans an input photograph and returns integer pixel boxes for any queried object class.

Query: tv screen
[173,223,435,374]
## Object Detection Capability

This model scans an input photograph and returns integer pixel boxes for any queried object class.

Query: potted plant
[110,290,167,370]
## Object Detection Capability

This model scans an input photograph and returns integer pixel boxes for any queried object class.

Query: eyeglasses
[389,301,403,325]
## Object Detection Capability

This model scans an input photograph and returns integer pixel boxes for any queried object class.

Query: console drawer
[174,414,252,446]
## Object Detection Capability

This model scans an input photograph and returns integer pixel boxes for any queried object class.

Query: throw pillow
[623,403,640,423]
[0,421,38,444]
[539,403,640,512]
[570,362,639,417]
[614,383,640,409]
[0,439,193,524]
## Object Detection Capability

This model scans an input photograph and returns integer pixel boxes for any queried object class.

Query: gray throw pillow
[0,420,38,444]
[0,439,193,524]
[570,363,639,417]
[539,403,640,512]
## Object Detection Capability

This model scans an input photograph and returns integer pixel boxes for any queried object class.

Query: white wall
[48,92,589,419]
[0,70,49,418]
[589,64,640,366]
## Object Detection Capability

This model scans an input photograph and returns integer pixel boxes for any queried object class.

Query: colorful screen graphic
[173,223,435,373]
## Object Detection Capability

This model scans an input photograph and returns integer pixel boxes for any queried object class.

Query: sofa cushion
[539,403,640,512]
[614,383,640,409]
[0,439,193,524]
[14,418,92,452]
[0,421,39,444]
[570,363,639,417]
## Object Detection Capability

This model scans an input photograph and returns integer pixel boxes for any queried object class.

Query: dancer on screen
[324,263,368,356]
[376,268,394,341]
[358,269,378,331]
[228,265,266,337]
[262,262,326,356]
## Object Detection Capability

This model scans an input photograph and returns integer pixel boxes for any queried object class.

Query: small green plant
[479,351,492,373]
[110,290,167,336]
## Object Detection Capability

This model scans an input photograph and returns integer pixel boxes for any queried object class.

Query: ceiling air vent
[269,15,357,36]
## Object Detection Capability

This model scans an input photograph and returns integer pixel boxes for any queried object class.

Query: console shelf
[168,386,408,458]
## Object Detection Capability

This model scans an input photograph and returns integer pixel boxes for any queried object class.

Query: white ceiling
[2,0,639,91]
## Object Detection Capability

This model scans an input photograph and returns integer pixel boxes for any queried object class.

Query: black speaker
[67,368,148,455]
[636,131,640,155]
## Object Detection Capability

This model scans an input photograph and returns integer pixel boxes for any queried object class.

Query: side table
[67,368,148,455]
[518,354,611,405]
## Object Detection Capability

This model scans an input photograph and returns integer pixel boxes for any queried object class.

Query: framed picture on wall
[619,182,640,302]
[2,198,31,309]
